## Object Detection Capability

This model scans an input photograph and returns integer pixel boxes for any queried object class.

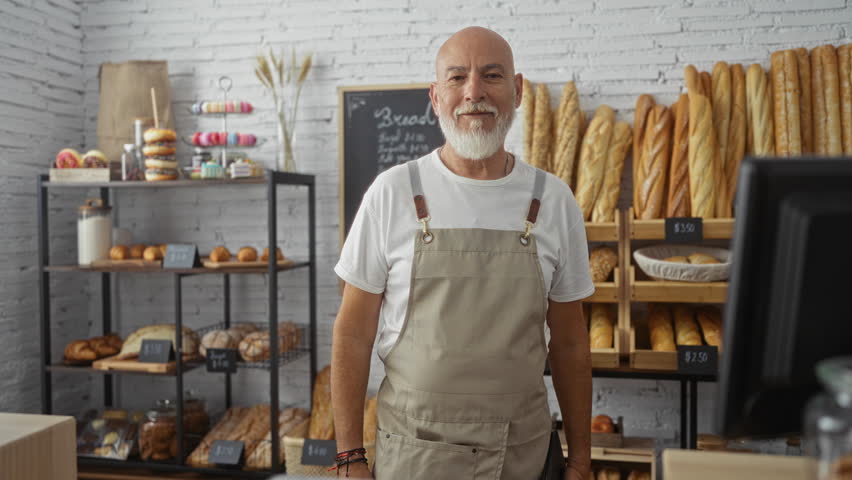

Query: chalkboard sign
[163,244,200,269]
[301,439,337,466]
[338,84,444,242]
[139,339,174,363]
[206,348,237,373]
[677,345,718,375]
[665,217,703,243]
[209,440,244,466]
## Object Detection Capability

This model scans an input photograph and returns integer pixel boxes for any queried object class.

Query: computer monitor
[717,156,852,438]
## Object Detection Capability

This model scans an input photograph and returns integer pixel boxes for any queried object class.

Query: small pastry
[261,247,284,262]
[664,256,689,263]
[129,244,146,259]
[158,244,167,257]
[209,246,231,262]
[110,245,129,260]
[591,414,615,433]
[143,246,162,261]
[237,247,257,262]
[688,253,720,264]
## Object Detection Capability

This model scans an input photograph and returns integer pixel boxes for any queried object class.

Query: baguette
[530,83,553,170]
[674,305,702,346]
[687,87,718,218]
[812,46,828,154]
[592,121,632,222]
[726,64,747,208]
[696,306,723,350]
[819,45,843,155]
[522,78,535,162]
[794,48,814,153]
[638,105,673,219]
[746,64,775,156]
[712,62,732,175]
[784,50,803,155]
[553,82,581,187]
[188,406,250,467]
[839,44,852,154]
[771,51,791,156]
[576,105,615,220]
[633,94,656,215]
[309,365,334,440]
[244,408,310,470]
[647,304,675,352]
[667,94,691,217]
[589,304,614,349]
[685,65,702,96]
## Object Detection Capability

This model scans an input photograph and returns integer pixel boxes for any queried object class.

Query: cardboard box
[0,413,76,480]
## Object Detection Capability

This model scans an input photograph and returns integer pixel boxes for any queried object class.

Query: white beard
[438,103,515,161]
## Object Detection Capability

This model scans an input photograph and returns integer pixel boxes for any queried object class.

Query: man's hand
[340,462,374,479]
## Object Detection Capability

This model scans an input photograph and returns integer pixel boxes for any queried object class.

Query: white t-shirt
[335,150,595,359]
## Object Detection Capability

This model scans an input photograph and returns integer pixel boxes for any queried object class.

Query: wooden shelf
[587,267,621,303]
[46,362,203,377]
[43,261,310,275]
[628,211,735,240]
[629,266,727,303]
[586,216,620,242]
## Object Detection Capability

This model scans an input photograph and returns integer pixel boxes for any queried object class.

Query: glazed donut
[82,150,108,168]
[143,128,177,143]
[144,169,178,181]
[144,158,178,169]
[55,148,82,168]
[142,144,176,156]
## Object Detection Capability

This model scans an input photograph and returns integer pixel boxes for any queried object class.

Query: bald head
[435,27,515,79]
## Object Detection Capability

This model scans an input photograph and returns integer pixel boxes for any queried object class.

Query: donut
[145,168,177,181]
[142,144,176,156]
[143,128,177,143]
[55,148,81,168]
[144,158,178,169]
[82,150,108,168]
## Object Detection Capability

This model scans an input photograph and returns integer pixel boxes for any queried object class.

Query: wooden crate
[562,435,656,479]
[627,208,735,240]
[627,305,678,370]
[629,266,728,303]
[587,267,620,303]
[585,214,621,243]
[49,168,110,183]
[589,302,622,369]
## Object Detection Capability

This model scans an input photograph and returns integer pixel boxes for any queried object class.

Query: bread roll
[589,304,614,349]
[261,247,283,262]
[576,105,615,220]
[110,245,129,260]
[592,121,632,222]
[688,252,720,264]
[64,340,97,362]
[143,246,161,261]
[687,88,718,218]
[746,64,775,156]
[589,246,618,283]
[794,48,814,154]
[627,471,651,480]
[819,45,843,155]
[237,247,257,262]
[597,467,621,480]
[664,255,688,263]
[309,365,334,440]
[726,64,747,208]
[591,414,615,433]
[199,329,240,358]
[522,78,535,162]
[129,244,146,259]
[227,322,259,341]
[530,83,553,171]
[674,305,702,346]
[238,324,301,362]
[553,82,581,189]
[209,246,231,262]
[838,44,852,154]
[648,304,675,352]
[89,335,121,358]
[117,324,199,359]
[633,95,656,214]
[188,406,250,467]
[696,306,723,349]
[667,94,691,218]
[637,105,673,219]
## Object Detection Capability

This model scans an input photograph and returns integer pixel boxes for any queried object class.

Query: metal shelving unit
[37,170,317,477]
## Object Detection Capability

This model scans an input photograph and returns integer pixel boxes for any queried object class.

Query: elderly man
[331,26,594,479]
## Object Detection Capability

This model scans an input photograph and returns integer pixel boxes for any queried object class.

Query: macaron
[228,132,238,145]
[225,102,234,113]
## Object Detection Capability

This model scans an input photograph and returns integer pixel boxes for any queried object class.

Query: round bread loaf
[199,329,240,358]
[238,323,301,362]
[226,322,259,341]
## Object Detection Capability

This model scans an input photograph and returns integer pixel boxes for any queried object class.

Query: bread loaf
[772,50,804,156]
[648,304,676,352]
[696,306,723,349]
[688,252,720,264]
[812,46,828,154]
[244,408,310,470]
[746,64,775,156]
[64,340,97,362]
[712,62,732,180]
[199,329,241,358]
[726,64,747,208]
[227,322,259,341]
[309,365,334,440]
[589,304,614,349]
[592,121,632,223]
[363,396,378,446]
[674,305,702,346]
[839,44,852,154]
[667,94,691,218]
[89,334,122,358]
[701,71,713,103]
[117,325,199,360]
[238,324,301,362]
[576,105,615,220]
[530,83,553,171]
[685,65,702,96]
[770,51,791,156]
[597,467,621,480]
[632,95,656,214]
[589,246,618,283]
[188,406,250,467]
[522,78,536,163]
[819,45,843,155]
[637,105,672,219]
[553,82,581,189]
[687,87,718,218]
[793,48,814,153]
[627,471,651,480]
[591,414,615,433]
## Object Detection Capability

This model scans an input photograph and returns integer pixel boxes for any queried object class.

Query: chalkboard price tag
[138,339,174,363]
[208,440,244,466]
[206,348,237,373]
[677,345,718,375]
[163,244,200,269]
[665,217,703,243]
[301,439,337,466]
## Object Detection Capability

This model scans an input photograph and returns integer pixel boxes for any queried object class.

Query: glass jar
[182,391,209,453]
[77,198,112,265]
[139,399,177,461]
[805,356,852,479]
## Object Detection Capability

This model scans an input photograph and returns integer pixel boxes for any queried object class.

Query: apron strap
[522,169,546,244]
[408,161,433,243]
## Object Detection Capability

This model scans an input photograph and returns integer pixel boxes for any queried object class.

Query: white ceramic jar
[78,198,112,265]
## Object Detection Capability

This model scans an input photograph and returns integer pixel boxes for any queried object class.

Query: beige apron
[374,162,552,479]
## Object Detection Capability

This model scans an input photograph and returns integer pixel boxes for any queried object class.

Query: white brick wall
[2,0,848,457]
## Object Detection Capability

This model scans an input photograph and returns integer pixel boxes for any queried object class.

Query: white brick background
[3,0,848,460]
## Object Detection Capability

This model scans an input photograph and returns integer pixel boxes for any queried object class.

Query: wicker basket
[633,245,731,282]
[283,421,375,477]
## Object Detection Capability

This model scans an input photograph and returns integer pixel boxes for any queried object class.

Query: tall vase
[276,110,297,172]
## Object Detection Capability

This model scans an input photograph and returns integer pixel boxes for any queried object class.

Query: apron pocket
[376,427,476,479]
